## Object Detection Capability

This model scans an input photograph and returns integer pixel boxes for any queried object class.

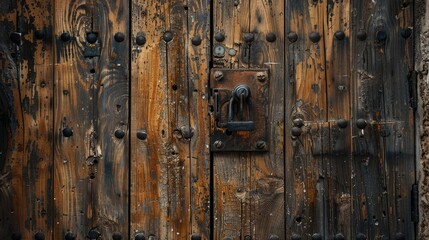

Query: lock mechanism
[210,69,269,152]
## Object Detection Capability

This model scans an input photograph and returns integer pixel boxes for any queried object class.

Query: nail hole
[295,216,302,223]
[172,84,178,91]
[90,68,95,73]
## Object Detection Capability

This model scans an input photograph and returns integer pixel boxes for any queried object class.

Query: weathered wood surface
[0,0,54,239]
[213,0,285,239]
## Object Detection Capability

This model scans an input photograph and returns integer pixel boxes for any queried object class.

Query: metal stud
[356,233,367,240]
[114,32,125,42]
[135,233,146,240]
[244,235,252,240]
[137,130,148,140]
[215,32,225,42]
[88,229,100,240]
[63,127,73,137]
[115,129,126,139]
[293,118,304,128]
[266,32,276,42]
[191,234,201,240]
[336,119,348,128]
[229,48,237,56]
[112,232,122,240]
[214,140,224,149]
[268,234,279,240]
[357,31,367,41]
[312,233,323,240]
[136,35,146,46]
[243,32,254,43]
[291,234,302,240]
[61,32,71,42]
[334,31,345,40]
[291,127,302,137]
[214,71,224,81]
[11,232,22,240]
[356,119,367,129]
[287,32,298,43]
[256,72,267,82]
[65,232,77,240]
[256,140,267,150]
[214,45,225,57]
[394,232,405,240]
[35,29,45,40]
[10,32,21,45]
[376,30,387,42]
[163,31,173,42]
[334,233,345,240]
[309,32,321,43]
[86,32,98,44]
[35,232,45,240]
[401,28,412,39]
[191,36,202,46]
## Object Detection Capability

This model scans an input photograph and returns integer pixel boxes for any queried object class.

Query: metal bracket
[210,69,269,152]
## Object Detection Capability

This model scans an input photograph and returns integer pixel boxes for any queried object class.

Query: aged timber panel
[351,0,416,239]
[130,0,210,239]
[54,0,129,239]
[285,0,328,238]
[212,0,285,239]
[0,0,54,239]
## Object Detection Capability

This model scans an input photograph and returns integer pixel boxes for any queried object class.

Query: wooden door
[0,0,417,239]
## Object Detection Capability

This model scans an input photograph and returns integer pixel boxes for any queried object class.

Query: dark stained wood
[0,0,54,239]
[285,0,328,238]
[324,0,352,238]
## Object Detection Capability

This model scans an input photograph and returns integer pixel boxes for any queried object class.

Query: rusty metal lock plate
[210,69,269,152]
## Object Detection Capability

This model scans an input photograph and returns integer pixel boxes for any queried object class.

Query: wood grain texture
[285,0,327,238]
[0,0,54,239]
[213,0,285,239]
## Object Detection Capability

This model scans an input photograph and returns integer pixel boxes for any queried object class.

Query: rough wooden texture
[213,0,285,239]
[0,0,54,239]
[285,0,327,238]
[351,0,415,239]
[54,0,129,239]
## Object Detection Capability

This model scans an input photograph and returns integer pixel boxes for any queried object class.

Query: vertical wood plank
[285,0,327,238]
[0,0,54,239]
[91,0,130,238]
[324,0,352,239]
[54,0,96,239]
[187,0,211,238]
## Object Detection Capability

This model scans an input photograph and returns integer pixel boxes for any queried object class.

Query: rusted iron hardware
[210,69,269,152]
[84,32,101,58]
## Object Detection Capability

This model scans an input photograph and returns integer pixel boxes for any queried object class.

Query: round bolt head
[334,30,345,40]
[357,31,367,41]
[268,234,279,240]
[334,233,345,240]
[309,32,321,43]
[293,118,304,128]
[191,36,202,46]
[114,32,125,42]
[135,233,146,240]
[356,119,367,129]
[63,127,73,137]
[394,233,405,240]
[291,127,302,137]
[401,28,412,38]
[86,32,98,44]
[61,32,71,42]
[356,233,367,240]
[266,32,276,42]
[244,235,252,240]
[35,232,45,240]
[213,45,226,57]
[291,233,302,240]
[65,232,77,240]
[137,130,148,140]
[336,119,348,128]
[243,32,254,43]
[11,232,22,240]
[10,32,21,45]
[376,30,387,42]
[163,31,173,42]
[115,129,126,139]
[256,72,267,82]
[214,32,225,42]
[35,29,45,40]
[287,32,298,43]
[88,229,100,239]
[136,35,146,46]
[191,234,201,240]
[213,140,224,149]
[312,233,323,240]
[112,232,122,240]
[256,140,266,150]
[228,48,237,56]
[214,71,224,81]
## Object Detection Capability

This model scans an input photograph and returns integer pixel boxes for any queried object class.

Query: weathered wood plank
[0,0,54,239]
[285,0,327,238]
[324,0,352,238]
[53,0,96,238]
[91,0,130,238]
[187,0,211,238]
